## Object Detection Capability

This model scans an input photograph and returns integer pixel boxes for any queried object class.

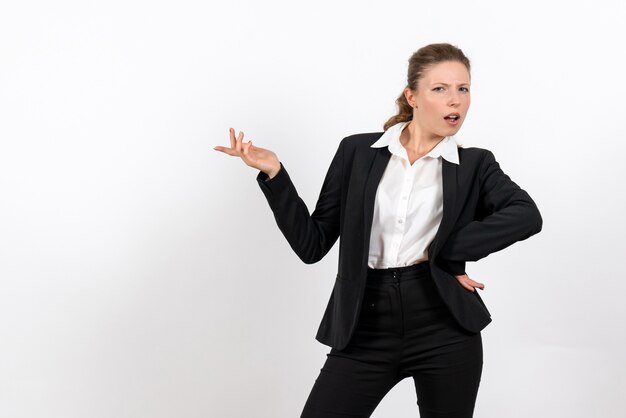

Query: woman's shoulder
[341,131,385,148]
[458,145,494,165]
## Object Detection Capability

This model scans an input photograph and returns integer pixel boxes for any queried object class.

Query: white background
[1,1,625,417]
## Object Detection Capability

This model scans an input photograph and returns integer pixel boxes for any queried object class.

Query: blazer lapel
[363,147,392,253]
[429,158,458,257]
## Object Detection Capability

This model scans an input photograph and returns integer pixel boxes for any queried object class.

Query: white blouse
[367,121,461,269]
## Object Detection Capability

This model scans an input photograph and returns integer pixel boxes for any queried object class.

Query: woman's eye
[433,86,469,92]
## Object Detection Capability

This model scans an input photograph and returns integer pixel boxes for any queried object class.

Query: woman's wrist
[264,162,281,180]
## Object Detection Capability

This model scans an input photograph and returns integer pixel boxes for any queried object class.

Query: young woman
[214,43,542,418]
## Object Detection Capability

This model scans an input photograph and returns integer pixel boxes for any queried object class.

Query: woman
[214,43,542,418]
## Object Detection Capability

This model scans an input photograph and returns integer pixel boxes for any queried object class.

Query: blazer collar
[370,121,461,165]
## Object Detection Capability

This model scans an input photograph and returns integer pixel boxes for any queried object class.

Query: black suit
[257,131,542,351]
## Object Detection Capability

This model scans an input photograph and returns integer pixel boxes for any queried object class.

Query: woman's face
[405,60,471,139]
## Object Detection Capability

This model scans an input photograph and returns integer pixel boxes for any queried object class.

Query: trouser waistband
[366,260,430,283]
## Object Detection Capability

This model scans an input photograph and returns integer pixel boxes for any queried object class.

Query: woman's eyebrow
[431,82,470,86]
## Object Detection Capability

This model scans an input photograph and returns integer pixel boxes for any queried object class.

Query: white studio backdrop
[1,1,625,417]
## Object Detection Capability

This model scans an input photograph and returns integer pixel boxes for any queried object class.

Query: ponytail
[383,88,413,131]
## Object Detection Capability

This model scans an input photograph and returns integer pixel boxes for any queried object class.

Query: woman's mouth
[444,113,461,126]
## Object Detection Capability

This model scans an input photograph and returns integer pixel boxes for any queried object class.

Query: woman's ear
[404,87,417,108]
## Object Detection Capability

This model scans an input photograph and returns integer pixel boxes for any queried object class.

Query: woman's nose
[447,92,461,106]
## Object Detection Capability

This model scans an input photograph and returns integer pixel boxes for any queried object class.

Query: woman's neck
[399,121,444,155]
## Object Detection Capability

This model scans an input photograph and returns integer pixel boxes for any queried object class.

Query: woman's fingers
[473,281,485,290]
[235,131,244,153]
[242,140,253,158]
[229,127,236,149]
[463,281,476,292]
[468,277,485,289]
[213,145,237,156]
[454,274,485,292]
[215,128,248,158]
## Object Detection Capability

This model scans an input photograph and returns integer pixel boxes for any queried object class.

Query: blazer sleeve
[438,150,543,263]
[255,138,345,264]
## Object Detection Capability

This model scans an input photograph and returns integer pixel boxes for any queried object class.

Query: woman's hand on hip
[213,128,281,179]
[454,273,485,292]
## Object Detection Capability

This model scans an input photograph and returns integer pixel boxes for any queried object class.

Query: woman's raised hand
[214,128,281,179]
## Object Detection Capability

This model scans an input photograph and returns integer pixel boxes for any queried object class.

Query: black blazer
[256,131,542,350]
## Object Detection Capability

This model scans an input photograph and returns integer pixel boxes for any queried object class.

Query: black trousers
[301,261,483,418]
